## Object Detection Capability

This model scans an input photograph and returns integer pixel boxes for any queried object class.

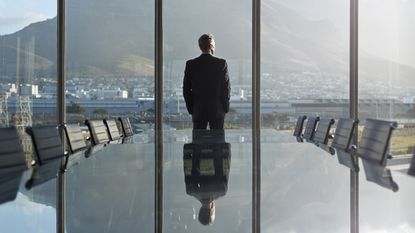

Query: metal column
[350,0,359,233]
[252,0,261,233]
[57,0,66,232]
[155,0,164,232]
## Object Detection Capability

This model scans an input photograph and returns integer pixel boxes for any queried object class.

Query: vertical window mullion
[155,0,164,233]
[350,0,359,233]
[252,0,261,233]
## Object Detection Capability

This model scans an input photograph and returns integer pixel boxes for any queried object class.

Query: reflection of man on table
[183,130,231,225]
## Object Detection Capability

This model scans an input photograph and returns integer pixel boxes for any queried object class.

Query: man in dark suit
[183,34,231,129]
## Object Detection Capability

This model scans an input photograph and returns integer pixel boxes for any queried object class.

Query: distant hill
[1,0,414,86]
[0,18,57,82]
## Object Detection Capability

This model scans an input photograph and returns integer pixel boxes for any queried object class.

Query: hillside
[0,0,414,86]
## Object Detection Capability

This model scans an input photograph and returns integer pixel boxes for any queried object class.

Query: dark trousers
[193,118,224,130]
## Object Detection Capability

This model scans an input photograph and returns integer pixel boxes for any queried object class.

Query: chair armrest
[30,160,37,167]
[349,144,358,156]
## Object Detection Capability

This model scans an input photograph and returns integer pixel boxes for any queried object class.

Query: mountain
[1,0,414,86]
[0,18,57,82]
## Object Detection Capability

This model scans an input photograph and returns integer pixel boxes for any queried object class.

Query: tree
[262,112,289,128]
[407,106,415,118]
[93,108,108,115]
[67,103,85,114]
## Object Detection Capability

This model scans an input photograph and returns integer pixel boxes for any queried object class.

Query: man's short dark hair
[198,205,211,225]
[198,34,214,52]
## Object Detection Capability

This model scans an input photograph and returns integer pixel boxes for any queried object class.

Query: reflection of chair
[331,118,359,171]
[303,116,320,142]
[104,119,121,141]
[293,115,307,142]
[0,127,27,173]
[118,117,134,137]
[357,118,398,192]
[85,120,110,145]
[192,129,225,144]
[63,123,87,154]
[26,126,66,165]
[25,158,61,189]
[84,143,105,158]
[409,156,415,177]
[0,172,24,204]
[0,127,27,204]
[313,118,335,146]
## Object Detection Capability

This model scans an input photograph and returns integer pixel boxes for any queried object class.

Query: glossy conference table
[0,129,414,233]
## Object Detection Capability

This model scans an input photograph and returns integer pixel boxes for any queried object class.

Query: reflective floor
[0,129,414,233]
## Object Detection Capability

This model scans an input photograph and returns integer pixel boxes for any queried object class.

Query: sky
[0,0,414,67]
[359,0,415,67]
[0,0,56,35]
[274,0,415,67]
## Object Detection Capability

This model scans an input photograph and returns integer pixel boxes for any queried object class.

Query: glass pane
[64,0,155,232]
[261,0,350,129]
[359,0,415,157]
[163,0,252,130]
[65,0,155,132]
[261,0,350,231]
[0,0,58,231]
[359,1,415,232]
[163,0,252,231]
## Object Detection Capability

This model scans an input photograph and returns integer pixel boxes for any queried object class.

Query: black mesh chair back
[303,116,320,142]
[313,118,335,145]
[358,118,398,191]
[192,129,225,144]
[331,118,359,171]
[0,127,27,174]
[293,115,307,138]
[85,120,110,145]
[104,119,121,141]
[26,126,65,165]
[358,118,397,166]
[332,118,359,151]
[184,130,231,178]
[118,117,134,137]
[63,124,87,153]
[409,156,415,177]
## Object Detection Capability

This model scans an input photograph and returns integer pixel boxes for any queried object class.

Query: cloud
[0,12,48,35]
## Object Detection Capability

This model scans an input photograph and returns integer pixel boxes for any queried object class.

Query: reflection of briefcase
[183,142,231,178]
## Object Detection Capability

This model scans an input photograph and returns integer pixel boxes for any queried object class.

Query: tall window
[0,0,57,230]
[64,0,155,232]
[261,0,350,131]
[359,0,415,157]
[163,0,252,130]
[359,1,415,232]
[65,0,155,132]
[260,1,350,231]
[163,0,253,231]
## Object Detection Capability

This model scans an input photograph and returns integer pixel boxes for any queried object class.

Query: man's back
[183,54,230,121]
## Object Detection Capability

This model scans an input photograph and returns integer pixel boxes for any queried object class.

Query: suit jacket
[183,54,230,121]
